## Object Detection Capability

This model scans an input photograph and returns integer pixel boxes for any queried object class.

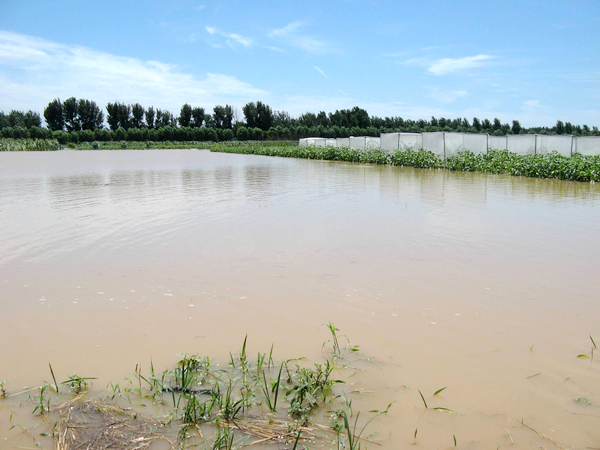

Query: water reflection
[243,166,275,201]
[0,150,599,267]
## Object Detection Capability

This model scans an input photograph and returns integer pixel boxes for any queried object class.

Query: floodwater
[1,149,600,449]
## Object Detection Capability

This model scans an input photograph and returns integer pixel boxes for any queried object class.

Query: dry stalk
[519,419,567,450]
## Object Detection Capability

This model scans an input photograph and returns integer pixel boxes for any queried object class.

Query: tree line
[1,98,598,143]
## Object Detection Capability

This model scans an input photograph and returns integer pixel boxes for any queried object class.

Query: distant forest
[1,97,598,143]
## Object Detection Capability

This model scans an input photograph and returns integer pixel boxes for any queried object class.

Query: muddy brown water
[1,149,599,449]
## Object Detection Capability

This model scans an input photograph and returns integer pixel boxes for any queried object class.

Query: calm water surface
[1,149,599,449]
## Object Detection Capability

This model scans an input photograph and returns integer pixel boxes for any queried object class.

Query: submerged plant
[61,374,95,394]
[4,325,391,449]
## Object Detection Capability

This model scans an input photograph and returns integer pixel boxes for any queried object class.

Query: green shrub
[236,126,249,141]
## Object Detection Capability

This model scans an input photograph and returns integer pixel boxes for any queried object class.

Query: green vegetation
[208,142,600,182]
[0,138,61,151]
[66,140,212,150]
[2,99,598,147]
[2,325,391,449]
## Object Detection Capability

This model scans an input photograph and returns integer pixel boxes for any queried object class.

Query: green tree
[106,102,120,131]
[63,97,81,131]
[131,103,145,128]
[191,107,205,128]
[274,110,291,127]
[155,109,176,128]
[44,99,64,131]
[316,111,329,127]
[256,101,274,131]
[23,110,42,128]
[179,103,192,127]
[299,112,317,127]
[236,126,249,140]
[555,120,565,134]
[242,102,258,128]
[213,104,234,129]
[145,107,155,129]
[565,121,573,135]
[106,102,131,130]
[511,120,522,135]
[116,103,131,130]
[78,99,104,130]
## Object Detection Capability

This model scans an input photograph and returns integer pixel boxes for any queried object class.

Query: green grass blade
[433,407,456,413]
[48,363,59,394]
[418,390,428,409]
[433,387,447,396]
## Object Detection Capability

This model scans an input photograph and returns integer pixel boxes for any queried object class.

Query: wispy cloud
[429,87,468,104]
[268,22,334,54]
[313,66,329,80]
[205,26,253,49]
[428,55,496,75]
[265,46,283,52]
[0,31,267,114]
[523,100,542,108]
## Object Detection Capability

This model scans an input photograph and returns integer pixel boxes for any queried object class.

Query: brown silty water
[0,149,599,449]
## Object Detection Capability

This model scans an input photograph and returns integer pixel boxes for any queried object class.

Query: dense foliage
[208,143,600,183]
[2,99,599,144]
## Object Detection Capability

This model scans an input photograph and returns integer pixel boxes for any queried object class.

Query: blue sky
[1,0,599,127]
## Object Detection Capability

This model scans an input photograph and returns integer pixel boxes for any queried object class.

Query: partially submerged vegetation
[1,324,392,449]
[0,138,61,151]
[208,142,600,183]
[2,138,598,182]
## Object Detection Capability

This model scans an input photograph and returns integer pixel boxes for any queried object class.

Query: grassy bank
[207,142,600,183]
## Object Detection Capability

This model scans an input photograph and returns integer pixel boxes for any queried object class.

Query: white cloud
[268,21,334,54]
[204,26,253,48]
[0,31,267,114]
[429,87,468,104]
[265,46,283,52]
[523,100,542,108]
[313,66,329,80]
[428,55,496,75]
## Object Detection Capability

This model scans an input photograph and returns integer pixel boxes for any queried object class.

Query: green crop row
[207,142,600,183]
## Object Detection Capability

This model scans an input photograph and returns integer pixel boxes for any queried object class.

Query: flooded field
[1,149,600,449]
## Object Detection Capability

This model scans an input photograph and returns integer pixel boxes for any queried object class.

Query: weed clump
[3,323,390,449]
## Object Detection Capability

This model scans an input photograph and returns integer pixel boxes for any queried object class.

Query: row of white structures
[299,132,600,158]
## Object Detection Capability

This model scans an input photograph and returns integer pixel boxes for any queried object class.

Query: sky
[0,0,599,127]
